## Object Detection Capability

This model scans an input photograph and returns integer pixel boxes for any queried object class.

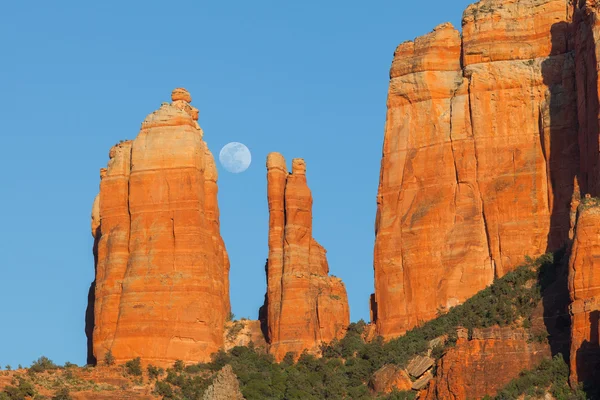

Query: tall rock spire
[89,88,230,366]
[263,153,350,361]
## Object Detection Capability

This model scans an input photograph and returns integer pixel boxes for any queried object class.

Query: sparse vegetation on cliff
[125,358,143,377]
[489,354,587,400]
[145,253,573,400]
[0,254,581,400]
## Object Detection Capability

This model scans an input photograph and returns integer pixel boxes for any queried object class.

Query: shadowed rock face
[263,153,350,361]
[568,202,600,386]
[373,0,579,339]
[90,88,230,367]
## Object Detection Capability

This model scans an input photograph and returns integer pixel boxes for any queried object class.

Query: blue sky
[0,0,474,367]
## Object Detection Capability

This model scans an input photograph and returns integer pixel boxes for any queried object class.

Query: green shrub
[103,350,115,366]
[51,388,72,400]
[173,360,185,372]
[154,381,174,398]
[2,376,37,399]
[29,356,58,374]
[147,364,164,380]
[125,358,142,377]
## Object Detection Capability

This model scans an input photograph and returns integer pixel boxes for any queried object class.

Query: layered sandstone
[568,200,600,385]
[262,153,350,360]
[373,0,579,338]
[424,327,551,399]
[89,88,230,367]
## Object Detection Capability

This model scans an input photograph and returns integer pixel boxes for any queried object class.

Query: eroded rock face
[202,365,245,400]
[369,365,412,394]
[568,202,600,385]
[263,153,350,361]
[223,319,267,352]
[373,0,579,339]
[90,88,230,367]
[424,327,551,399]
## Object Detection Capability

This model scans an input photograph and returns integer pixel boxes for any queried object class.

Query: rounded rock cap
[171,88,192,103]
[267,152,287,172]
[292,158,306,175]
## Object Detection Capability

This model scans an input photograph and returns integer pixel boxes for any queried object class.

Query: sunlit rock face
[90,88,230,367]
[262,153,350,361]
[423,327,551,399]
[372,0,580,339]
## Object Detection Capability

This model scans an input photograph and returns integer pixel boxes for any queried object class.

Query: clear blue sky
[0,0,474,367]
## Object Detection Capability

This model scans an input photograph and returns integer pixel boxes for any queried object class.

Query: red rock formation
[373,0,579,338]
[223,319,268,352]
[424,327,550,399]
[369,365,412,394]
[91,88,230,367]
[568,201,600,385]
[263,153,350,361]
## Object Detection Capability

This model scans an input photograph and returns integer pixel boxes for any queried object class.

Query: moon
[218,142,252,173]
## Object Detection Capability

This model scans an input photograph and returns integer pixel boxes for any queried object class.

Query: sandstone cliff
[424,327,551,399]
[568,198,600,386]
[89,88,230,367]
[262,153,350,361]
[373,0,580,339]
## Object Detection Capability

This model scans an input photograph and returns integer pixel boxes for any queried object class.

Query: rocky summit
[89,88,230,367]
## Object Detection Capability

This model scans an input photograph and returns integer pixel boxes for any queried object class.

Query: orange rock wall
[264,153,350,360]
[568,203,600,385]
[91,89,230,367]
[424,328,550,400]
[373,0,579,338]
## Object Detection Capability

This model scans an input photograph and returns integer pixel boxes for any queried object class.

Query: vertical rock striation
[373,0,579,338]
[424,327,551,399]
[90,88,230,367]
[263,153,350,361]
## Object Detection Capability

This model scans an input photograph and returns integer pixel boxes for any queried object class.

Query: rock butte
[373,0,600,388]
[261,153,350,361]
[374,0,579,337]
[89,88,230,367]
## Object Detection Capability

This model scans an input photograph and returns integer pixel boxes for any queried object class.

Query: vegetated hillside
[1,253,591,400]
[145,253,583,399]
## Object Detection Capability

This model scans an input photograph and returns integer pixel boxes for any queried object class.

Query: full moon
[218,142,252,173]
